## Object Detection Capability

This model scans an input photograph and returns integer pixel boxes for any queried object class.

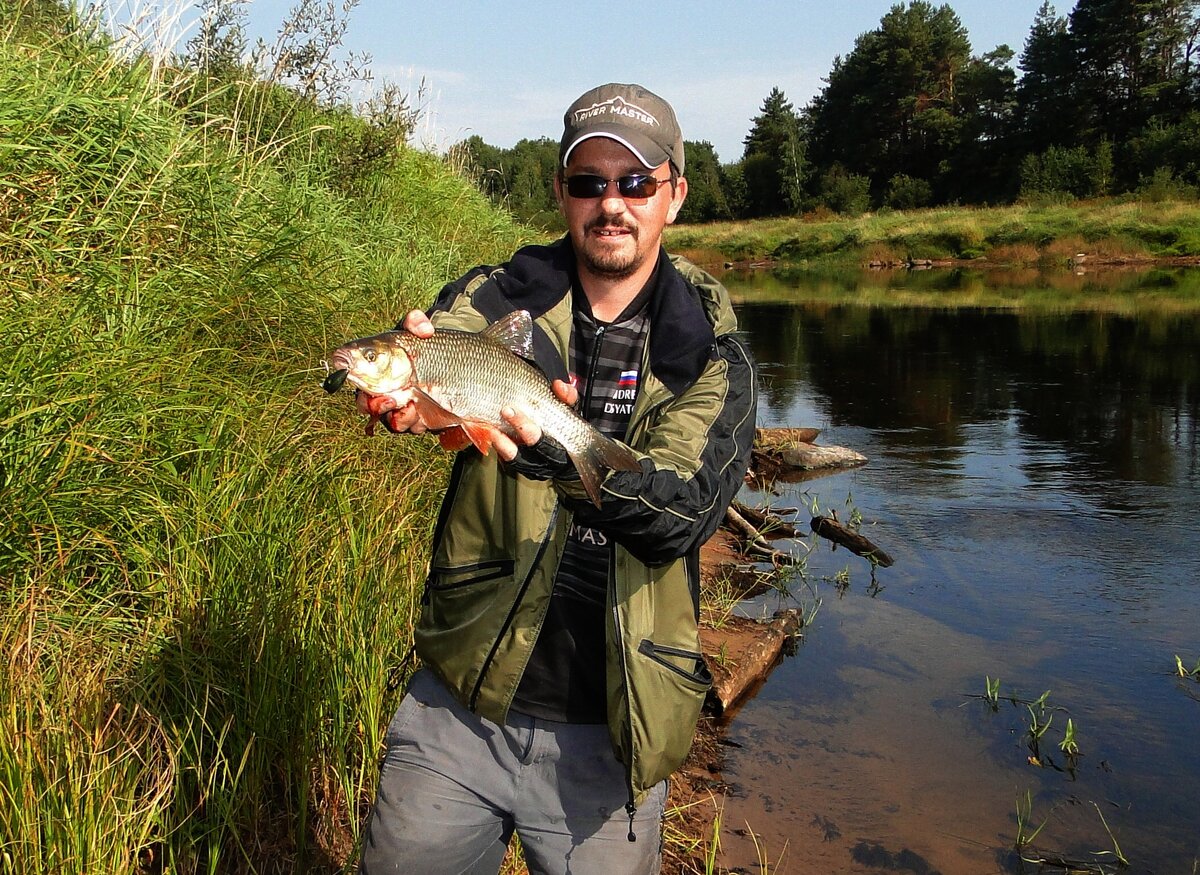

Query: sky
[228,0,1051,163]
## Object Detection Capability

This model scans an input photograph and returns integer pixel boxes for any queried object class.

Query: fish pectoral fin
[410,388,499,456]
[459,421,501,456]
[411,387,461,430]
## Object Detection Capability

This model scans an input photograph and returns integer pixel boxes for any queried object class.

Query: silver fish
[324,310,641,506]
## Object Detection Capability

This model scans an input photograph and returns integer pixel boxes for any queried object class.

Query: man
[357,83,756,875]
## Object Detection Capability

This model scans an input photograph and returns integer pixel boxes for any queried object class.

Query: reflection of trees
[737,304,814,411]
[738,302,1200,487]
[1010,312,1199,486]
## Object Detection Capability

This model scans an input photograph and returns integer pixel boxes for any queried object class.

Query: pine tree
[741,87,808,216]
[805,1,975,202]
[1014,2,1081,153]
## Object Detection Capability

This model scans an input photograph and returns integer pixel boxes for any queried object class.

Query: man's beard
[578,220,642,279]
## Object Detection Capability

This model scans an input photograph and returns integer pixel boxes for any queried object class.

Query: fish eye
[364,350,377,363]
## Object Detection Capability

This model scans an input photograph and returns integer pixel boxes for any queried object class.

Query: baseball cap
[560,83,685,175]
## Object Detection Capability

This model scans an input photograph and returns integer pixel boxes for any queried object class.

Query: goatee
[580,222,641,279]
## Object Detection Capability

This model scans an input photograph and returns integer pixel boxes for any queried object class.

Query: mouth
[590,224,635,241]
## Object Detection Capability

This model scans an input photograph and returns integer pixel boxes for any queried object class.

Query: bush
[1126,113,1200,189]
[1138,167,1198,203]
[1019,143,1113,200]
[884,174,933,210]
[819,166,871,216]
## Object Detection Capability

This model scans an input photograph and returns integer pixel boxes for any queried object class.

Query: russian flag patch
[618,370,638,387]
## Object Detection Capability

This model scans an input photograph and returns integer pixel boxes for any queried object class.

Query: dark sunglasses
[563,173,672,199]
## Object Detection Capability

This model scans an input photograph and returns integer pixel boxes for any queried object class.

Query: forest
[453,1,1200,226]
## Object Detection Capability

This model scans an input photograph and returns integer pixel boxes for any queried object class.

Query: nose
[599,183,628,213]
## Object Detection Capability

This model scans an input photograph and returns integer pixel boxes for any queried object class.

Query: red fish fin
[459,421,499,456]
[411,388,462,430]
[437,427,472,452]
[409,388,498,455]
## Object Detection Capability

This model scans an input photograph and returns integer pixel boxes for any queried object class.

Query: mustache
[585,218,637,235]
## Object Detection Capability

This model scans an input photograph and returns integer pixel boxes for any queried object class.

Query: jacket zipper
[579,318,637,837]
[609,549,639,842]
[468,504,560,711]
[580,323,606,419]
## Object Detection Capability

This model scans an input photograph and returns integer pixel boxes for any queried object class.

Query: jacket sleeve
[560,333,757,566]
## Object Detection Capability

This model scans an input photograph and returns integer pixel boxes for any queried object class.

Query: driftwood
[754,427,821,448]
[777,443,867,470]
[701,610,803,716]
[730,499,802,539]
[810,515,894,567]
[748,427,868,487]
[724,505,801,565]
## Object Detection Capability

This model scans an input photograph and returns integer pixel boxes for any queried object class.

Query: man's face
[555,137,687,281]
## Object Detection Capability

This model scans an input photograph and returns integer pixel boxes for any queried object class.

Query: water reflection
[715,268,1200,875]
[740,304,1199,502]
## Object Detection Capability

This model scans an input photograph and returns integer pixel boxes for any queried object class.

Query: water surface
[717,267,1200,874]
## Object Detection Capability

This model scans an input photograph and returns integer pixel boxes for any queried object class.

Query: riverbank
[664,198,1200,269]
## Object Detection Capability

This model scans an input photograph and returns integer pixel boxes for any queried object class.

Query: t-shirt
[509,275,654,723]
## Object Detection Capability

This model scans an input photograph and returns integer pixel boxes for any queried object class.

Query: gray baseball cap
[560,83,685,175]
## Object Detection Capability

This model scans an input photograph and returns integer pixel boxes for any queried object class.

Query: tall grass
[0,4,529,872]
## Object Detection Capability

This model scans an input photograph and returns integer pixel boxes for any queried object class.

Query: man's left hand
[493,379,578,462]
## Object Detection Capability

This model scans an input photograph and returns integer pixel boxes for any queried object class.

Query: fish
[323,309,641,507]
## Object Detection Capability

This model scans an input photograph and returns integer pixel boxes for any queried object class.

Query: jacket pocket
[622,638,713,795]
[416,559,517,695]
[426,559,515,592]
[636,639,712,690]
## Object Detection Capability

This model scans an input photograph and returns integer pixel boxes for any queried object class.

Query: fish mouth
[322,368,349,394]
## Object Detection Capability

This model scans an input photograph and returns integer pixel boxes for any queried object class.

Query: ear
[665,175,688,225]
[553,174,566,211]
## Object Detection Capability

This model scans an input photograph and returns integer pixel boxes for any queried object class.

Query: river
[716,265,1200,874]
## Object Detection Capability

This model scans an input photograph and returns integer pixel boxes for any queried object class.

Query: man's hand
[494,379,578,461]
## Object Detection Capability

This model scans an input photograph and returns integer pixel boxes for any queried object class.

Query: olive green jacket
[411,239,757,806]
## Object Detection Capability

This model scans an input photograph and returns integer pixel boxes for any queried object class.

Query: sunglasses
[563,173,673,199]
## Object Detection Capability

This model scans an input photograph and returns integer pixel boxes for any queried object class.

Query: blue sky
[235,0,1051,163]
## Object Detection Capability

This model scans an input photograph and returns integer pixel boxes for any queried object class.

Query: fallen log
[748,430,868,488]
[700,610,803,716]
[810,515,894,567]
[778,442,867,470]
[731,499,803,539]
[724,506,802,565]
[755,427,821,448]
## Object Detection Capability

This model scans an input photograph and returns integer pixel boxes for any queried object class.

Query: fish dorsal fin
[481,310,535,360]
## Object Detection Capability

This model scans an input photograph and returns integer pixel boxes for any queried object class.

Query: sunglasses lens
[564,174,669,198]
[617,175,659,197]
[565,175,608,198]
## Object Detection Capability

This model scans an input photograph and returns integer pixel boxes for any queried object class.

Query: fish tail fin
[569,437,641,508]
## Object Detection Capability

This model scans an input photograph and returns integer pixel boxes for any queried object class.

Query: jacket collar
[492,237,716,397]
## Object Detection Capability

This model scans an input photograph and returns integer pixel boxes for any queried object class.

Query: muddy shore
[663,429,876,874]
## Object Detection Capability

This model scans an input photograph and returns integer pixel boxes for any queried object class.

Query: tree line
[453,0,1200,226]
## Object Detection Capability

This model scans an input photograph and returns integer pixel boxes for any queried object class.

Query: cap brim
[561,129,670,170]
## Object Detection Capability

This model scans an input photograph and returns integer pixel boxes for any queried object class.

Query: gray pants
[358,669,665,875]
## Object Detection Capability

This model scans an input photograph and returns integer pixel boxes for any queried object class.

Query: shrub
[884,174,933,210]
[1020,143,1113,200]
[1138,167,1198,203]
[819,166,871,216]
